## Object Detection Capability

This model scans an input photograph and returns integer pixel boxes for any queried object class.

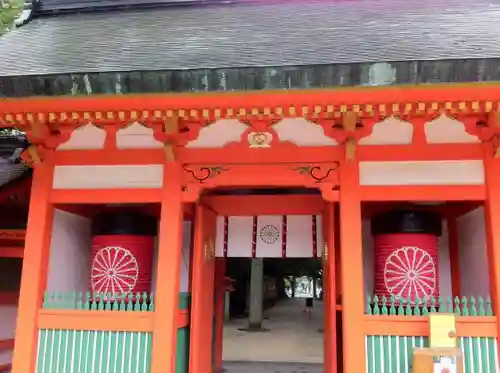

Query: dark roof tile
[0,0,500,76]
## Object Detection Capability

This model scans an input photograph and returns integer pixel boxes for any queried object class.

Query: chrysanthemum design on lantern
[91,246,139,295]
[384,246,436,302]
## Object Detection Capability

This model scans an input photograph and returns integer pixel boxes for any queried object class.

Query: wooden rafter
[2,85,500,131]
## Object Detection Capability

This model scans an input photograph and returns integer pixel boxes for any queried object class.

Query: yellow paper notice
[429,313,457,348]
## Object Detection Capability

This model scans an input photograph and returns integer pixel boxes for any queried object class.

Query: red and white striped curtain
[215,215,323,258]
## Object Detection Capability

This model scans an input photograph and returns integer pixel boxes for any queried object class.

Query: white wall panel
[457,207,490,298]
[359,160,484,186]
[57,124,106,150]
[151,221,192,293]
[215,217,226,258]
[46,209,92,293]
[180,222,192,293]
[116,122,163,149]
[216,215,321,258]
[226,217,253,257]
[315,215,324,258]
[285,215,316,258]
[0,305,16,365]
[53,165,164,189]
[255,215,283,258]
[438,220,452,299]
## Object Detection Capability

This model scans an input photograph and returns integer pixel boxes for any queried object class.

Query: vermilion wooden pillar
[214,258,226,373]
[339,161,365,373]
[151,162,184,373]
[322,202,336,373]
[482,151,500,346]
[11,162,54,373]
[189,205,217,373]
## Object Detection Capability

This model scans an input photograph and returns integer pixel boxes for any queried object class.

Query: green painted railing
[177,292,191,373]
[36,329,152,373]
[366,336,499,373]
[366,295,493,316]
[176,327,190,373]
[37,292,191,373]
[42,292,154,311]
[41,292,191,312]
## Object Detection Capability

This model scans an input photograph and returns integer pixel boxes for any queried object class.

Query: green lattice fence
[366,336,499,373]
[177,292,190,373]
[42,292,191,312]
[366,295,493,316]
[42,292,155,311]
[36,330,152,373]
[37,292,191,373]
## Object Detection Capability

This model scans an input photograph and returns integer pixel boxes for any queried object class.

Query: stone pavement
[223,298,324,364]
[223,361,323,373]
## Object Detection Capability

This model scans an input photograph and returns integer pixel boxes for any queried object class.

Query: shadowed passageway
[223,298,324,364]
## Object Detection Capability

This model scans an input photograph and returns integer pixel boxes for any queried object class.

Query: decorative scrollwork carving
[183,166,230,184]
[293,163,340,184]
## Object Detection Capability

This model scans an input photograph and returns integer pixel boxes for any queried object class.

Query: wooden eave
[2,58,500,97]
[2,84,500,130]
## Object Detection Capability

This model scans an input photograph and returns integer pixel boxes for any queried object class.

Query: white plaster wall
[52,165,164,189]
[457,207,490,298]
[362,218,452,298]
[0,305,17,365]
[46,209,92,293]
[150,221,192,294]
[180,221,192,293]
[438,220,452,299]
[359,160,484,186]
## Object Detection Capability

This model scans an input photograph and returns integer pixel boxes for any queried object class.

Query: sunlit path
[223,298,324,363]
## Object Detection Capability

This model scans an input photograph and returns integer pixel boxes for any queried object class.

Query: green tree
[0,0,24,35]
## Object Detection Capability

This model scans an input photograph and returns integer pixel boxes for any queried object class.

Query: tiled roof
[0,135,29,189]
[0,160,29,189]
[0,0,499,76]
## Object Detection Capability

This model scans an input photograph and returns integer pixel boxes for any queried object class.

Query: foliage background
[0,0,24,35]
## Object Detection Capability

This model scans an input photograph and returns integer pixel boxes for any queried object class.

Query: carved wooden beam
[30,120,44,138]
[26,145,41,165]
[342,112,357,160]
[164,117,179,162]
[485,111,500,158]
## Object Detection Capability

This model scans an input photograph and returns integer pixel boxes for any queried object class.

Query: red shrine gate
[188,192,338,373]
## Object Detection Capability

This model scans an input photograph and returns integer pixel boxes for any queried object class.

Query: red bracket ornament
[314,112,374,160]
[467,112,500,157]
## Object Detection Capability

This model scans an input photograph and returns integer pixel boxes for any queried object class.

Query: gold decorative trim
[2,101,500,127]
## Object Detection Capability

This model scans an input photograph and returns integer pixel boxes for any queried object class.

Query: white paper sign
[433,357,457,373]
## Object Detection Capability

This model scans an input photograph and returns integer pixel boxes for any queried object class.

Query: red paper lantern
[90,234,155,295]
[371,210,441,304]
[89,212,157,296]
[374,233,439,302]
